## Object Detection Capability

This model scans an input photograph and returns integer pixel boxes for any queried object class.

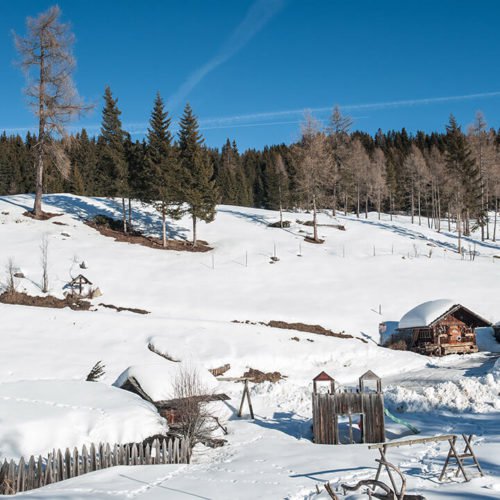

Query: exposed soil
[243,368,285,383]
[99,303,150,315]
[86,215,212,253]
[23,211,62,221]
[147,342,180,362]
[0,291,91,311]
[268,220,291,228]
[232,319,367,343]
[304,236,325,244]
[297,220,346,231]
[52,221,69,226]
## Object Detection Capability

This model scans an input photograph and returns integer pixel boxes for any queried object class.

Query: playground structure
[312,370,386,444]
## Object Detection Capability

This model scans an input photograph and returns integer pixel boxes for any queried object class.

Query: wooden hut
[396,300,491,356]
[312,370,385,445]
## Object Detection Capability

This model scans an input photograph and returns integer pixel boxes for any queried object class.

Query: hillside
[0,194,499,499]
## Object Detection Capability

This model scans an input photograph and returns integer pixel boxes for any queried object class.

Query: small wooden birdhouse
[359,370,382,393]
[313,371,335,394]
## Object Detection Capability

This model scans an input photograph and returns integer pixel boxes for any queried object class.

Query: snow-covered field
[0,193,499,499]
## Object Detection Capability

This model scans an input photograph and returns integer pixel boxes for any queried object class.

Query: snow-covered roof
[113,362,219,402]
[399,299,456,329]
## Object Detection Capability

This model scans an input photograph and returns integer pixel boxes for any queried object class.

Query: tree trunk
[121,197,127,233]
[390,192,393,221]
[128,198,132,228]
[332,184,337,217]
[356,185,360,218]
[377,191,381,220]
[162,205,167,248]
[411,185,414,224]
[34,149,44,217]
[279,184,283,228]
[437,186,442,232]
[457,211,462,254]
[34,41,46,218]
[493,197,498,242]
[192,214,197,246]
[417,188,421,226]
[312,194,318,241]
[365,194,368,219]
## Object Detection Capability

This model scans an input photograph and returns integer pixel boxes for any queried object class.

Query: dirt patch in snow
[304,236,325,244]
[23,210,62,221]
[243,368,284,383]
[86,215,212,252]
[267,320,366,342]
[233,319,366,342]
[0,291,91,311]
[99,303,150,315]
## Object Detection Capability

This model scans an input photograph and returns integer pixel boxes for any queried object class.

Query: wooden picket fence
[0,437,190,495]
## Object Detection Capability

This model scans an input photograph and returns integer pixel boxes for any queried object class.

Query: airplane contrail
[199,91,500,127]
[168,0,285,111]
[3,91,500,136]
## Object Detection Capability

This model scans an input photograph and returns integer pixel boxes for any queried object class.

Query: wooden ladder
[439,434,484,482]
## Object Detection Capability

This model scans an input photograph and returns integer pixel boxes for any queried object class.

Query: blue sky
[1,0,500,150]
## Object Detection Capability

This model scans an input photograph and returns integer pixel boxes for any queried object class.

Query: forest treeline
[1,99,499,245]
[3,4,499,250]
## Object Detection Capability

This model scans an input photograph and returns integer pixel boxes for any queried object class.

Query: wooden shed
[396,300,491,356]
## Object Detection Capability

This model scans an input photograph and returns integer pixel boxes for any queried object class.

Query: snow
[113,362,220,401]
[398,299,456,329]
[0,380,167,460]
[0,193,499,499]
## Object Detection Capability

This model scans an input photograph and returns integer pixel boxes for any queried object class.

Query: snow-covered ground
[0,193,498,499]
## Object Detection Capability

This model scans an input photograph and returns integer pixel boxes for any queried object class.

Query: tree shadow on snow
[252,411,313,440]
[42,194,190,240]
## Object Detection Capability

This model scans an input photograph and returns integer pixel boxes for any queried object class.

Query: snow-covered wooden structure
[113,363,228,425]
[312,370,385,445]
[395,300,491,356]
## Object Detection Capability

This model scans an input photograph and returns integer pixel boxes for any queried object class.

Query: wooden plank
[369,434,456,449]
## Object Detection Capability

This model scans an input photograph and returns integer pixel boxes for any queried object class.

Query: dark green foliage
[143,93,178,205]
[445,115,484,229]
[178,103,219,245]
[97,86,128,198]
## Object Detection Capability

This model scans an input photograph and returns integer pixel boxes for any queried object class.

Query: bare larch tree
[295,114,331,241]
[14,5,91,217]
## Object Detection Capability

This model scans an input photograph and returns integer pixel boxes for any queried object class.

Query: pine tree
[178,103,218,246]
[445,114,483,251]
[98,86,129,231]
[144,92,180,246]
[218,139,238,204]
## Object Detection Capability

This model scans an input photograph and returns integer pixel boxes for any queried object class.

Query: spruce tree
[144,92,180,246]
[178,103,218,246]
[218,139,238,204]
[98,86,129,231]
[445,114,483,251]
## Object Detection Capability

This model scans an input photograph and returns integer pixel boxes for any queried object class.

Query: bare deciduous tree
[172,366,220,448]
[4,258,17,295]
[40,234,49,293]
[274,153,287,228]
[295,114,331,241]
[14,5,92,217]
[369,148,387,220]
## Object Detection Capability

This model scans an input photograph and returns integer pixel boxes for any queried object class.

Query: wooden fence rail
[0,437,190,495]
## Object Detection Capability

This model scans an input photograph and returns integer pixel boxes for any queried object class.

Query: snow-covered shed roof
[399,299,491,329]
[113,362,219,403]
